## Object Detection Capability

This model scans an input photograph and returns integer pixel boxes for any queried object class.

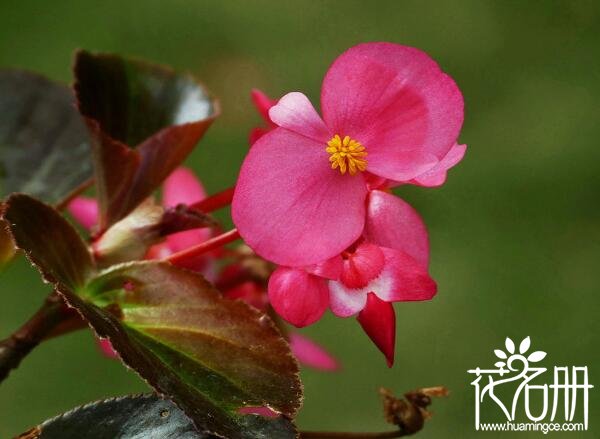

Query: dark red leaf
[73,51,219,230]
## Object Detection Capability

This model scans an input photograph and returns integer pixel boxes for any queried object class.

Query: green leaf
[82,262,302,421]
[17,394,210,438]
[3,194,301,439]
[0,69,92,206]
[73,51,219,230]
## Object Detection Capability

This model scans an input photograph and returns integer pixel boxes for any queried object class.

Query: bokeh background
[1,1,599,437]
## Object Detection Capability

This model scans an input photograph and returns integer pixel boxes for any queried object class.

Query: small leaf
[2,194,94,289]
[494,361,506,368]
[17,394,209,438]
[519,336,531,354]
[494,349,507,359]
[3,194,300,439]
[73,51,219,230]
[505,337,515,354]
[527,351,547,363]
[0,69,92,206]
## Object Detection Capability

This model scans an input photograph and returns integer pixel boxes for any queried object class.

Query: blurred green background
[1,0,599,437]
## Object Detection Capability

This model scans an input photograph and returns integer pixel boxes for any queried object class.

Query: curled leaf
[73,51,219,230]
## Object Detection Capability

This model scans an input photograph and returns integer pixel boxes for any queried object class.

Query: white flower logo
[492,336,547,370]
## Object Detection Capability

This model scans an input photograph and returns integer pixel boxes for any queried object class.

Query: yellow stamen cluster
[325,135,368,175]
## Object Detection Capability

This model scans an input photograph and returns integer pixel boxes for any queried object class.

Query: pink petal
[340,242,385,289]
[268,266,329,327]
[289,332,340,371]
[232,128,368,267]
[165,229,211,254]
[145,242,173,260]
[304,254,343,280]
[269,92,331,142]
[67,196,98,230]
[364,190,429,268]
[162,166,207,207]
[411,143,467,187]
[238,406,279,418]
[328,245,436,317]
[364,173,389,191]
[251,89,277,124]
[97,338,118,359]
[375,247,437,303]
[321,42,464,181]
[162,167,211,253]
[357,293,396,367]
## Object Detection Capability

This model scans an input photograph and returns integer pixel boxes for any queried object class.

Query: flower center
[326,135,367,175]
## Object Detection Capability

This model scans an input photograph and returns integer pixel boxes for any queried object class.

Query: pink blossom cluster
[234,43,465,366]
[71,42,465,368]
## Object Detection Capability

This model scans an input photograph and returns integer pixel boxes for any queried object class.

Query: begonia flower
[233,43,464,266]
[267,190,436,366]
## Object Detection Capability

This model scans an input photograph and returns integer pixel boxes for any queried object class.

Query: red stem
[190,187,235,213]
[166,228,241,266]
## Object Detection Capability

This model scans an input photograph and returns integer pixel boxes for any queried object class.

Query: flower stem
[166,228,241,266]
[190,187,235,213]
[300,430,407,438]
[0,291,68,384]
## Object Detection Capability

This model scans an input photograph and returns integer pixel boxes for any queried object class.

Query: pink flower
[233,43,464,267]
[267,190,437,366]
